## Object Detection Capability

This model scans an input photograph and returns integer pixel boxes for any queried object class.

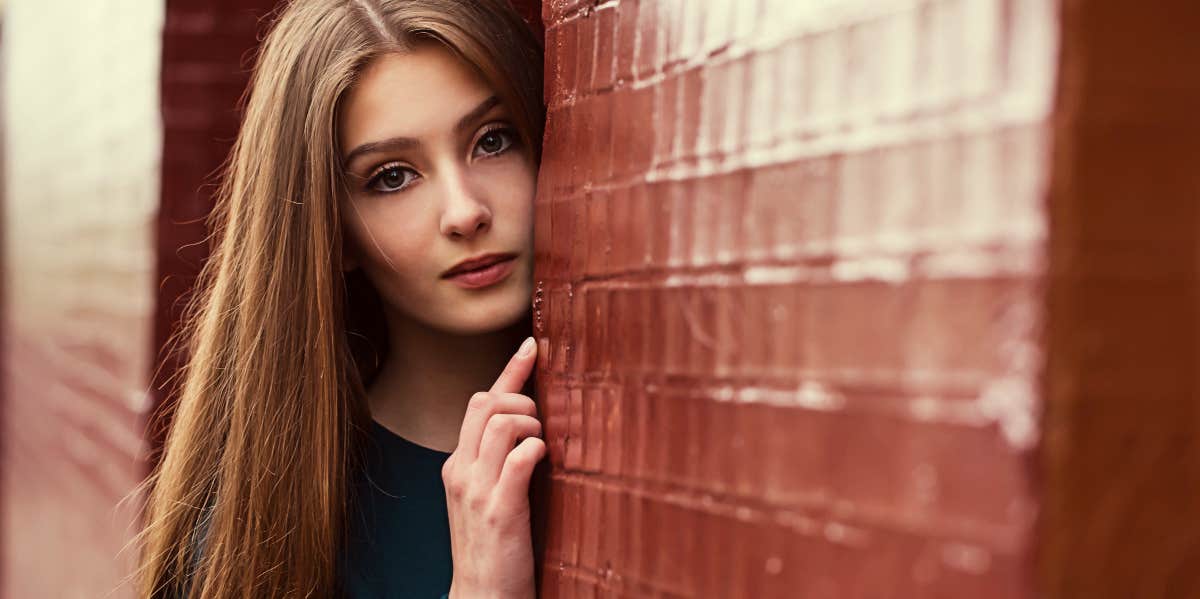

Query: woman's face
[338,44,536,335]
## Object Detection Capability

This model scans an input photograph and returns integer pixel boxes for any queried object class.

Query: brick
[533,0,1065,596]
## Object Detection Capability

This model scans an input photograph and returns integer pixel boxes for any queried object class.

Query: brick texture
[0,1,164,597]
[533,1,1057,596]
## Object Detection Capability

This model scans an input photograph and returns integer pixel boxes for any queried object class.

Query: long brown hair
[133,1,543,597]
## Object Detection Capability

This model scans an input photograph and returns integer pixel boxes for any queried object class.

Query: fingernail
[519,336,535,356]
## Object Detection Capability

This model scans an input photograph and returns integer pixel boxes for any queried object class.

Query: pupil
[384,169,401,186]
[482,133,501,153]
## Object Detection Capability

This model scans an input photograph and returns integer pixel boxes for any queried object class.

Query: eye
[366,163,419,194]
[472,126,517,159]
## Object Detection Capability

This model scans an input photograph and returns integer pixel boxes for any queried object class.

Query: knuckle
[507,450,533,469]
[467,392,491,411]
[491,393,533,416]
[441,459,469,497]
[515,438,546,463]
[484,509,502,529]
[466,489,488,512]
[530,437,546,452]
[513,414,540,434]
[486,413,515,435]
[517,395,537,416]
[444,477,464,500]
[481,498,514,528]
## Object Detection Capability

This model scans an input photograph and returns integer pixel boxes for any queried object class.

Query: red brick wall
[1039,0,1200,596]
[532,0,1057,596]
[152,0,283,456]
[510,0,545,45]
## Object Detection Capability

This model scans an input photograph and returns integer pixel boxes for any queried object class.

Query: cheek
[343,200,430,280]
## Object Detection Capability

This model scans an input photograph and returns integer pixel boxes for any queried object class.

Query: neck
[366,307,532,452]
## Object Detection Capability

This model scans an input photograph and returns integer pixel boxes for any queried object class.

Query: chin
[432,286,532,335]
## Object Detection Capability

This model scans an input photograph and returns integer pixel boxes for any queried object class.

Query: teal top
[342,419,454,599]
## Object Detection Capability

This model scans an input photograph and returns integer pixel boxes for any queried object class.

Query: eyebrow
[342,94,502,170]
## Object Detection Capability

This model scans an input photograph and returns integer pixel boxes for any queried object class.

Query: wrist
[447,580,534,599]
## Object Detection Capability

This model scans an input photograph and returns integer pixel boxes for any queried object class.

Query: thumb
[489,336,537,394]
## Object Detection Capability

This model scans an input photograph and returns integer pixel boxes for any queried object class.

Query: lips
[441,252,517,278]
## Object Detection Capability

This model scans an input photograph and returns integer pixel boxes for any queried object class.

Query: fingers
[497,436,546,499]
[455,392,537,460]
[489,337,537,394]
[477,414,541,484]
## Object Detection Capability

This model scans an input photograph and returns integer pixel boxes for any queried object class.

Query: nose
[438,166,492,240]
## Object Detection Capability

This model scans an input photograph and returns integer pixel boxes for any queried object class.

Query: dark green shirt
[180,420,455,599]
[342,419,454,599]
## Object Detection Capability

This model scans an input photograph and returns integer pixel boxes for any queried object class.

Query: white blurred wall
[1,1,163,597]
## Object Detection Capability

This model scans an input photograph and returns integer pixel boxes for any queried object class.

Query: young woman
[135,1,547,597]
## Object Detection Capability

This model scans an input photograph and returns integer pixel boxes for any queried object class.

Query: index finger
[490,336,537,394]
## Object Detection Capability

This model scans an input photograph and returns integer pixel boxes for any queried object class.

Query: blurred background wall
[0,0,278,596]
[1,1,163,597]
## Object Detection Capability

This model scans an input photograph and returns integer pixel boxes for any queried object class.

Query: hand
[443,337,544,599]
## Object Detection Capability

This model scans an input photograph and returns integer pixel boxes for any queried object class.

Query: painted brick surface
[533,1,1058,596]
[1039,1,1200,597]
[510,0,547,45]
[152,0,282,457]
[0,1,164,597]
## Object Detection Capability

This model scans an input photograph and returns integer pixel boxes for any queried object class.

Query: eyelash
[364,163,419,195]
[472,124,518,159]
[362,124,521,195]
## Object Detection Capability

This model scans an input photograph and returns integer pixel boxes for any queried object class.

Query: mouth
[441,252,518,278]
[441,254,518,289]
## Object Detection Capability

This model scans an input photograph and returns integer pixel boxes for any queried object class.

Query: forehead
[339,44,495,151]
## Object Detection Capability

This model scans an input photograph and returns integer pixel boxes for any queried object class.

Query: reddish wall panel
[1039,0,1200,596]
[1,3,164,597]
[533,1,1057,596]
[152,0,283,454]
[509,0,546,45]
